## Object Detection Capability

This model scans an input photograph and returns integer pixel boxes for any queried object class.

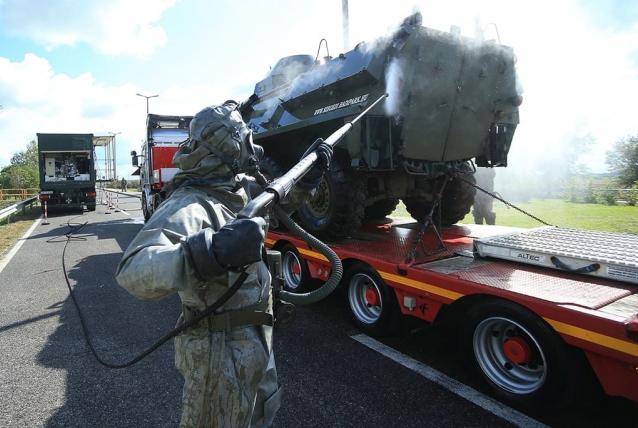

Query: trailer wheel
[346,263,401,336]
[280,244,311,292]
[364,198,399,221]
[461,299,582,408]
[295,157,366,239]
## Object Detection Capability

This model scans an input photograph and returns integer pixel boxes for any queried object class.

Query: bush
[621,186,638,206]
[596,189,617,205]
[584,182,597,204]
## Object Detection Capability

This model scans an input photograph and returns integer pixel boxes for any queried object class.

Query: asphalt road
[0,192,636,427]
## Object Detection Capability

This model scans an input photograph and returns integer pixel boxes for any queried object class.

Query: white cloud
[0,53,229,177]
[0,0,177,57]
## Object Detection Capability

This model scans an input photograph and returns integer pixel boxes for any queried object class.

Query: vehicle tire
[87,204,96,212]
[346,263,401,336]
[460,299,585,409]
[440,172,476,225]
[280,244,311,293]
[152,193,163,212]
[364,198,399,221]
[295,157,366,239]
[141,192,151,223]
[402,197,435,223]
[259,156,285,181]
[403,173,476,226]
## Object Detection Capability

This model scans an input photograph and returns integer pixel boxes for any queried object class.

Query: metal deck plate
[475,227,638,284]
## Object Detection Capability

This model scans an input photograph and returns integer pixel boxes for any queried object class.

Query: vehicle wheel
[364,198,399,221]
[141,192,151,222]
[87,204,96,212]
[152,193,163,212]
[440,172,476,225]
[295,157,366,239]
[403,172,476,226]
[346,263,401,336]
[259,156,285,181]
[280,244,311,293]
[460,299,584,408]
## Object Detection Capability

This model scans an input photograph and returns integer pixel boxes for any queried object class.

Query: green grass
[393,199,638,234]
[0,207,41,258]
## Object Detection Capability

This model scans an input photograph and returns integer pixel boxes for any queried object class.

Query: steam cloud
[384,58,403,118]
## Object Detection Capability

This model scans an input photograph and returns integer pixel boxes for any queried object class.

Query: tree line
[1,135,637,196]
[0,140,39,189]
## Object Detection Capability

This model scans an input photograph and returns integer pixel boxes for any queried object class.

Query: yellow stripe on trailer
[379,271,464,301]
[545,318,638,358]
[272,240,638,359]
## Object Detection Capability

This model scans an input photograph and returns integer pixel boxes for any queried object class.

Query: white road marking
[118,209,131,216]
[0,216,43,275]
[350,334,547,428]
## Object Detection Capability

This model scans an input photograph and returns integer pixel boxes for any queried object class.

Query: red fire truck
[132,114,192,221]
[266,220,638,408]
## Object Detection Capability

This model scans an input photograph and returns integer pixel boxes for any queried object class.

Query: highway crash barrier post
[42,200,50,225]
[105,193,112,215]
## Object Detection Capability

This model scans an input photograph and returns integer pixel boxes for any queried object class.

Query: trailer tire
[295,157,366,239]
[364,198,399,221]
[460,299,584,409]
[346,263,401,336]
[280,244,311,293]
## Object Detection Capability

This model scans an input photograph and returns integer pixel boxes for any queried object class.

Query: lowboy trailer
[265,221,638,407]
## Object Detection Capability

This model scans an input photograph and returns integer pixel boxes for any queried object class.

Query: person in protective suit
[472,167,496,225]
[115,100,332,427]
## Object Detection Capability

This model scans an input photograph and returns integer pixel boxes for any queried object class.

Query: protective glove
[185,217,266,280]
[298,139,333,190]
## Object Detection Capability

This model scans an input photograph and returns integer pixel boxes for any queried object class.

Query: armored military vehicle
[243,13,521,238]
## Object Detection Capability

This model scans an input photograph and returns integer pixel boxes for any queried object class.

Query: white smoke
[384,58,404,117]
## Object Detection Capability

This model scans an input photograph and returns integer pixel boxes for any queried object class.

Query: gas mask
[187,102,264,175]
[234,124,264,175]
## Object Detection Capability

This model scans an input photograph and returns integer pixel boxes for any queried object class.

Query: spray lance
[239,92,388,306]
[58,93,388,370]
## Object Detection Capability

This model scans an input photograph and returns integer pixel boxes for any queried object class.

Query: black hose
[273,205,343,305]
[53,212,250,369]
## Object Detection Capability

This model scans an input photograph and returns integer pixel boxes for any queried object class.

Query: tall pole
[136,93,159,115]
[108,131,121,180]
[342,0,350,51]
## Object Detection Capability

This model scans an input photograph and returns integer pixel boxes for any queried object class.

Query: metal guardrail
[0,188,39,201]
[0,196,38,223]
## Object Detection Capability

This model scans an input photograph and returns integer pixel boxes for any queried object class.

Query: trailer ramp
[474,227,638,285]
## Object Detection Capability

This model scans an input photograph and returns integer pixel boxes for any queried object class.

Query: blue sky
[1,0,638,179]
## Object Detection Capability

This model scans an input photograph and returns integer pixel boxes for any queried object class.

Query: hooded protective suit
[116,101,328,427]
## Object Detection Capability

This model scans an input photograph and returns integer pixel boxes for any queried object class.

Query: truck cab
[134,114,192,221]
